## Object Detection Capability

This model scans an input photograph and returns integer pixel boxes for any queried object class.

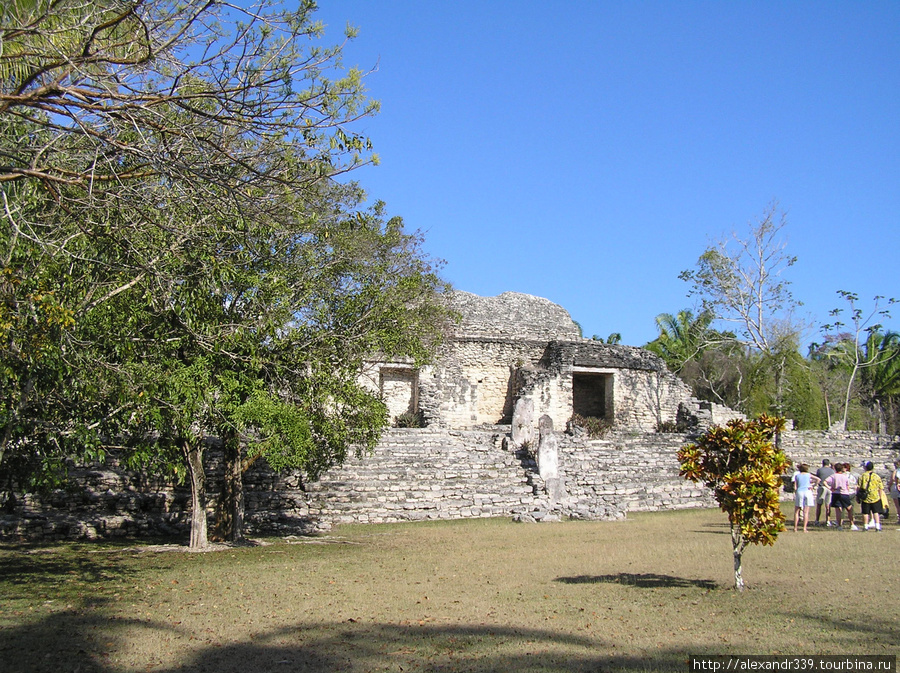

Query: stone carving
[511,397,534,446]
[538,414,565,506]
[537,415,558,481]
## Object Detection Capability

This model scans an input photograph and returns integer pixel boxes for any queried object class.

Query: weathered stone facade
[362,291,728,433]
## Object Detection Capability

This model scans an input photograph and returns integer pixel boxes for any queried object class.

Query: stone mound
[451,291,582,341]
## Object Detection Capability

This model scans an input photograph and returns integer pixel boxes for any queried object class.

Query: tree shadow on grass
[0,543,153,595]
[692,521,731,535]
[782,610,900,647]
[0,610,697,673]
[555,573,718,589]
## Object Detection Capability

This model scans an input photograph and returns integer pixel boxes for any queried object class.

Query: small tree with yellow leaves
[677,415,791,591]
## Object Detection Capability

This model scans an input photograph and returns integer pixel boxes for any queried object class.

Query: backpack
[855,473,872,504]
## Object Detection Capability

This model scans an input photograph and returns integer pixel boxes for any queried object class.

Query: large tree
[1,0,451,547]
[815,292,897,431]
[679,203,804,417]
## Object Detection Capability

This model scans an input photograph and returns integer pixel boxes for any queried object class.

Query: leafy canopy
[678,415,790,548]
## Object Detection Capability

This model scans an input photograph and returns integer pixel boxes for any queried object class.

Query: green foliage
[394,411,425,428]
[644,309,724,373]
[568,414,612,439]
[655,418,694,433]
[813,292,899,431]
[678,415,791,590]
[0,0,453,547]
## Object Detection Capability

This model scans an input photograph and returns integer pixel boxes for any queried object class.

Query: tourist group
[791,459,900,533]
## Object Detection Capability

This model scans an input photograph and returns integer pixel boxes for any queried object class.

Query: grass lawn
[1,506,897,672]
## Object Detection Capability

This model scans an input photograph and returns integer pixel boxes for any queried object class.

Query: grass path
[1,507,897,672]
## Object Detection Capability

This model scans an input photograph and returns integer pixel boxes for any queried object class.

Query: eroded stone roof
[451,291,582,342]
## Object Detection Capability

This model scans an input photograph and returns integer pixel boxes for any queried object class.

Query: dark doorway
[572,372,612,419]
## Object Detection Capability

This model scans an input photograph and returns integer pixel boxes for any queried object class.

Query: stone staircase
[304,428,551,524]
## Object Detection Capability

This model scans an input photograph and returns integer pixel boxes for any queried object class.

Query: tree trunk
[731,526,745,592]
[841,364,860,431]
[219,432,245,542]
[774,355,785,419]
[181,438,209,550]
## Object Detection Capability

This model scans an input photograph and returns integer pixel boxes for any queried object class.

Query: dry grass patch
[1,507,897,672]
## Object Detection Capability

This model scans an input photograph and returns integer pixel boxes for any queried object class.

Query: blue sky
[314,1,899,347]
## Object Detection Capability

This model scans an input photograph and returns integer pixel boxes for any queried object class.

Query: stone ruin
[360,291,739,433]
[4,291,898,540]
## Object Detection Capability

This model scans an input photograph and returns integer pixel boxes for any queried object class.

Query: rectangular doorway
[572,371,613,419]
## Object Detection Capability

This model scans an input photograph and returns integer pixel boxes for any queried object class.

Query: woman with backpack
[858,461,885,532]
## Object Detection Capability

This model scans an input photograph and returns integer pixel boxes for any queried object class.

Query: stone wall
[418,338,549,427]
[0,446,313,541]
[4,428,897,541]
[780,430,900,473]
[362,293,732,433]
[513,341,702,432]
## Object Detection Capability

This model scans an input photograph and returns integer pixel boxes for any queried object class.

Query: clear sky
[314,1,899,347]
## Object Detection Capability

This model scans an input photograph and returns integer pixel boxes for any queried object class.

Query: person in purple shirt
[824,463,855,530]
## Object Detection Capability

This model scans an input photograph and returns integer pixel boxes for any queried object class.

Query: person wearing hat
[858,461,885,531]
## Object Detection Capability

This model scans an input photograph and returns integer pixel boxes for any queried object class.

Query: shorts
[816,485,831,505]
[794,490,815,508]
[861,500,884,515]
[831,493,852,509]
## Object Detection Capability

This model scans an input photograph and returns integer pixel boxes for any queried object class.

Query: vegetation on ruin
[2,509,896,672]
[0,0,452,548]
[568,413,613,439]
[394,411,426,428]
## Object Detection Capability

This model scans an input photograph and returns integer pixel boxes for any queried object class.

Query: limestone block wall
[5,429,897,542]
[554,433,716,517]
[517,345,703,433]
[362,293,722,434]
[610,368,690,431]
[419,338,548,427]
[358,361,418,425]
[0,448,314,541]
[451,291,581,341]
[779,430,900,483]
[528,372,573,431]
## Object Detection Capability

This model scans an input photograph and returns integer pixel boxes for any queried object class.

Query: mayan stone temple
[4,292,899,540]
[361,291,734,433]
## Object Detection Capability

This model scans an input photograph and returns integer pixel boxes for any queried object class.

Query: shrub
[656,418,693,433]
[568,414,612,438]
[394,411,425,428]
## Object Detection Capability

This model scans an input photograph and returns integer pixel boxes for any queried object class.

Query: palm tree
[644,309,718,373]
[860,331,900,433]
